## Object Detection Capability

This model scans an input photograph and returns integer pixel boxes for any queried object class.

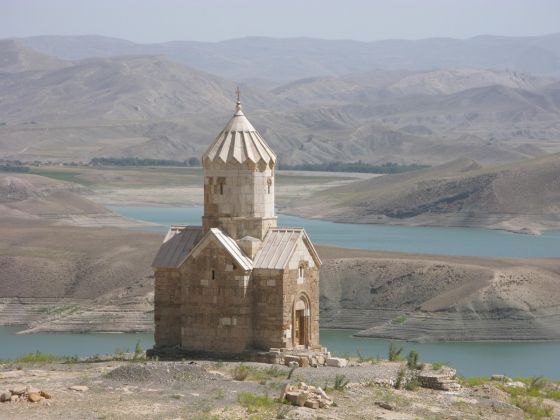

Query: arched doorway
[293,295,310,347]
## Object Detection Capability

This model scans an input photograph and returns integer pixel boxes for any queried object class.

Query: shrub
[512,396,554,419]
[232,364,249,381]
[529,376,547,392]
[334,374,350,391]
[239,365,287,381]
[388,343,403,362]
[431,362,444,370]
[391,315,408,325]
[237,392,275,414]
[406,350,424,370]
[395,366,406,389]
[15,351,62,363]
[356,348,377,364]
[546,390,560,401]
[459,376,490,387]
[405,377,419,391]
[265,365,284,378]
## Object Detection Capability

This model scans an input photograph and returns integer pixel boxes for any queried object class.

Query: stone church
[152,97,322,355]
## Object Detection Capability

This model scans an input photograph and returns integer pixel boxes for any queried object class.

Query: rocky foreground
[1,357,558,419]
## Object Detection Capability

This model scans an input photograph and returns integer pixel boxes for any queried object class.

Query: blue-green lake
[1,327,559,379]
[111,206,560,258]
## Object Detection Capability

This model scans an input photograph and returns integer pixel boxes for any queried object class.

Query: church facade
[152,98,322,354]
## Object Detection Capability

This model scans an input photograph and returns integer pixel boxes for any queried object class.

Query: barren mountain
[384,68,550,96]
[0,54,270,123]
[1,41,560,165]
[276,68,552,103]
[286,154,560,233]
[0,39,66,73]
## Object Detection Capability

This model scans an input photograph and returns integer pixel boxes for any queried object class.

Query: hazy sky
[2,0,560,43]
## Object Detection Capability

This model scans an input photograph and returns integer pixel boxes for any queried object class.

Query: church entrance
[295,309,305,345]
[293,298,308,347]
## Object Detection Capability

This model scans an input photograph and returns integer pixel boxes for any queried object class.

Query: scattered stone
[325,357,348,368]
[285,391,300,405]
[28,392,42,403]
[284,355,309,367]
[491,374,512,382]
[9,386,26,395]
[69,385,89,392]
[283,382,332,410]
[26,386,40,394]
[417,367,461,391]
[285,355,300,366]
[304,399,319,409]
[296,392,308,407]
[506,381,526,389]
[376,401,396,411]
[40,390,52,399]
[0,392,11,402]
[10,395,19,402]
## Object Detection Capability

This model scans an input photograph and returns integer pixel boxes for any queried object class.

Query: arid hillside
[0,45,270,123]
[0,39,66,73]
[286,154,560,233]
[319,247,560,341]
[1,40,560,165]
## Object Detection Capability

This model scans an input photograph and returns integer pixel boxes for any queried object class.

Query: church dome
[203,99,276,168]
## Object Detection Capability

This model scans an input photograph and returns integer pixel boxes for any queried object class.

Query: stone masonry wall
[180,240,254,353]
[252,269,285,350]
[154,269,182,347]
[202,163,276,240]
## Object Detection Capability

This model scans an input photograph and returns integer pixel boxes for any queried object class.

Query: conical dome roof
[203,100,276,166]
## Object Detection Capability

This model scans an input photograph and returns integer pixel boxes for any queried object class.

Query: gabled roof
[190,228,253,272]
[152,225,203,269]
[202,101,276,166]
[253,228,322,270]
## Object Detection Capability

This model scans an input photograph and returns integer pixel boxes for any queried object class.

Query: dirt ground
[0,359,541,420]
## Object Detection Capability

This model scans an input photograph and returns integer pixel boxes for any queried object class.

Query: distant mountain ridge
[19,33,560,83]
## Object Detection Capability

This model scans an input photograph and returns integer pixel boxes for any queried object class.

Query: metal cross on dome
[236,86,241,103]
